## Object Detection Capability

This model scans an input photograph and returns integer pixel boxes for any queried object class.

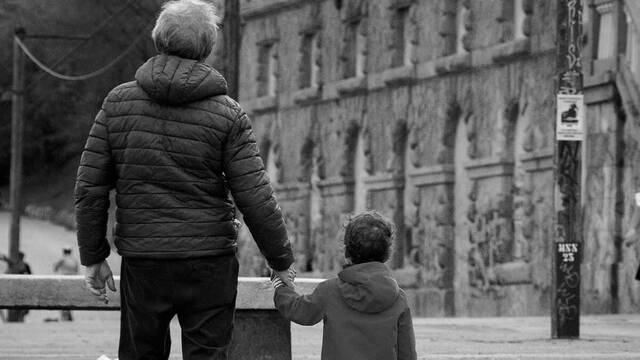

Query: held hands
[270,265,297,289]
[85,260,116,304]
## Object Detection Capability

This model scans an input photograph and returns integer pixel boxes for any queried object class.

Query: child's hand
[270,266,296,289]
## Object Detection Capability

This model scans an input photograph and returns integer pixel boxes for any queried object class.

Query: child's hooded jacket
[274,262,417,360]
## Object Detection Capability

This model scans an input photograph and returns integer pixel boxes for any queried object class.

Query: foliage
[0,0,163,186]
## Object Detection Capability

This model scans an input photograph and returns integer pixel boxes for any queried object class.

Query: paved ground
[0,314,639,359]
[2,215,640,359]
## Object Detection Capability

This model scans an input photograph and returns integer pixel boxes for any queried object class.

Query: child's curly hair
[343,211,395,264]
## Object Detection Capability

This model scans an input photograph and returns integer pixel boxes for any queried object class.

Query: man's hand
[85,260,116,304]
[272,266,296,288]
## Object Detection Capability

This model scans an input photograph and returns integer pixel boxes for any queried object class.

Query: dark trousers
[119,255,239,360]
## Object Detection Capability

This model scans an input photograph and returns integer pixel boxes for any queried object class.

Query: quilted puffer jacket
[75,54,293,271]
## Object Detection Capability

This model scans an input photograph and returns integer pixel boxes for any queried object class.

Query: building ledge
[292,86,321,105]
[584,69,615,88]
[363,173,405,190]
[241,0,306,19]
[491,38,531,63]
[584,69,616,105]
[466,157,514,180]
[335,76,367,96]
[520,150,554,173]
[274,182,310,201]
[383,65,417,86]
[244,95,277,114]
[434,53,472,75]
[317,177,354,197]
[470,38,531,68]
[240,38,551,106]
[407,165,455,186]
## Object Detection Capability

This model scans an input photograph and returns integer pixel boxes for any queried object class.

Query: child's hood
[337,262,400,313]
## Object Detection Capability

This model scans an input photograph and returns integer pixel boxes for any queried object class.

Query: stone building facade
[234,0,640,316]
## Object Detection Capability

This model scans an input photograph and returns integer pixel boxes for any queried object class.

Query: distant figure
[1,251,32,275]
[53,247,79,321]
[272,211,417,360]
[74,0,294,358]
[1,252,32,322]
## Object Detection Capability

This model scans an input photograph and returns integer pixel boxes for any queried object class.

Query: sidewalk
[1,314,638,359]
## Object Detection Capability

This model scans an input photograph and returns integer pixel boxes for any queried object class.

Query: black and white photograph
[0,0,639,359]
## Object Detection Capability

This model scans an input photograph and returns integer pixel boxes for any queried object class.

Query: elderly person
[74,0,294,358]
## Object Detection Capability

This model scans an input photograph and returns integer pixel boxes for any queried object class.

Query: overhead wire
[23,0,139,90]
[15,24,150,82]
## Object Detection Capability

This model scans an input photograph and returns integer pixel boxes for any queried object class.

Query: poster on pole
[556,94,585,141]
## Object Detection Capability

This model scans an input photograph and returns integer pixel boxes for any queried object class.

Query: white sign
[635,192,640,207]
[556,94,585,141]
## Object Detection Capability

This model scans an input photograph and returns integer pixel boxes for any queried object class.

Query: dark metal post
[8,28,26,323]
[552,0,583,339]
[224,0,240,100]
[9,29,25,271]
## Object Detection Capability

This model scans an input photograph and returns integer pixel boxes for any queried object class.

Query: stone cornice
[407,165,455,187]
[241,0,312,20]
[466,157,514,180]
[243,40,554,111]
[520,150,554,173]
[363,173,405,191]
[292,86,322,105]
[274,182,310,201]
[317,177,355,197]
[243,95,277,114]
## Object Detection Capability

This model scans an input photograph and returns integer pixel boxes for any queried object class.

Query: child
[271,211,417,360]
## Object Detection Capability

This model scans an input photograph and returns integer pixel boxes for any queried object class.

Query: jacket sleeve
[274,284,325,326]
[397,305,417,360]
[222,111,294,271]
[75,110,114,266]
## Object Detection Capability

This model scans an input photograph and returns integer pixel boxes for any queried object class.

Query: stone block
[493,261,532,285]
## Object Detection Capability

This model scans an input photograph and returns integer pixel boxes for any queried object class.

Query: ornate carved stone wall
[235,0,634,316]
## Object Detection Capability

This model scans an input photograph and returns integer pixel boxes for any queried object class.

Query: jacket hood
[135,54,227,105]
[337,262,400,313]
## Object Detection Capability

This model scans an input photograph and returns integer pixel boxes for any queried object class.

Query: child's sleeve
[274,283,325,326]
[397,307,417,360]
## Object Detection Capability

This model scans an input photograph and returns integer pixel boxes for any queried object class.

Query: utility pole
[8,28,26,322]
[224,0,240,100]
[9,28,25,271]
[552,0,583,339]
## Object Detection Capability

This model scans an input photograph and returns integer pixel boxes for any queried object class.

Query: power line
[42,0,137,71]
[24,0,138,90]
[15,23,151,82]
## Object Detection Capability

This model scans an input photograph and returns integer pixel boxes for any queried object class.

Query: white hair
[151,0,222,61]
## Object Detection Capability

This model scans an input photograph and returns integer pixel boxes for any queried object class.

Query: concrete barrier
[0,275,323,359]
